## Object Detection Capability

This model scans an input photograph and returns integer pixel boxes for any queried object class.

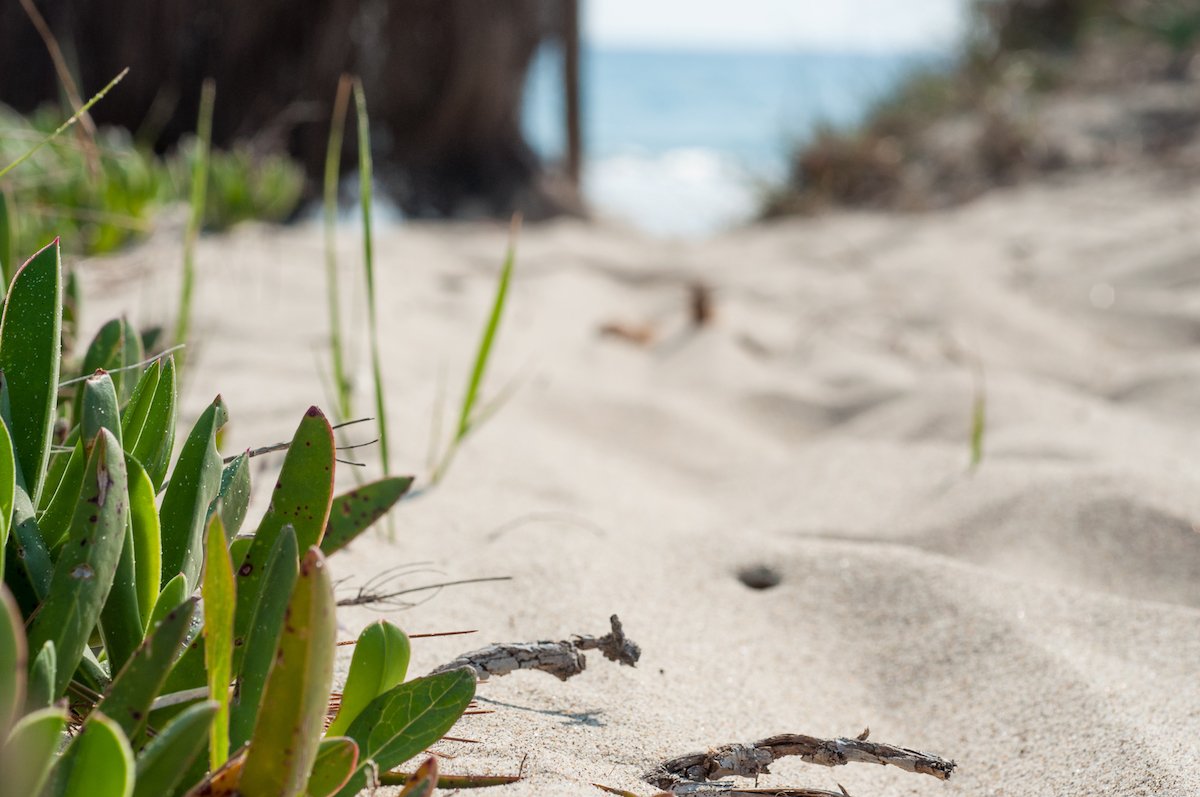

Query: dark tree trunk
[0,0,580,219]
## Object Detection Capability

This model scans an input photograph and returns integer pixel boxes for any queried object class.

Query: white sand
[82,170,1200,795]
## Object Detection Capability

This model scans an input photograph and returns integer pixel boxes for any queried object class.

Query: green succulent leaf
[132,700,218,797]
[305,737,360,797]
[209,452,251,539]
[27,428,128,698]
[240,547,336,797]
[203,513,236,770]
[73,320,141,427]
[159,395,226,592]
[8,483,54,603]
[96,597,196,742]
[47,710,135,797]
[0,584,26,736]
[0,418,14,574]
[336,667,477,797]
[0,706,67,797]
[233,407,334,677]
[319,476,414,556]
[34,440,83,549]
[0,239,61,503]
[325,621,410,737]
[229,525,298,751]
[148,572,189,631]
[121,357,178,491]
[126,456,162,630]
[25,640,55,711]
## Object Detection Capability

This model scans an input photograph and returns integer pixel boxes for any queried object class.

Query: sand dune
[81,169,1200,795]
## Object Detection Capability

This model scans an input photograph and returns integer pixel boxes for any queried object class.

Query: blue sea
[523,47,944,237]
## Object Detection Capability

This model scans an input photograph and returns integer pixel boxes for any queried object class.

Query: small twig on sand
[645,732,955,792]
[431,615,640,681]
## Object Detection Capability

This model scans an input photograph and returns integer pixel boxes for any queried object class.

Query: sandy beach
[79,167,1200,796]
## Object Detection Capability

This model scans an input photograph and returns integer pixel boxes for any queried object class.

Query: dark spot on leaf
[239,563,253,576]
[89,515,97,523]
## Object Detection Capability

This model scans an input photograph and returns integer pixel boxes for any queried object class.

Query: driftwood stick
[646,733,955,791]
[668,786,849,797]
[431,615,640,681]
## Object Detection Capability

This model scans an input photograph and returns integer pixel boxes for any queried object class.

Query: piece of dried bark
[646,733,955,791]
[431,615,640,681]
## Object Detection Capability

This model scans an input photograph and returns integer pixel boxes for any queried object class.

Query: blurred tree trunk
[0,0,580,219]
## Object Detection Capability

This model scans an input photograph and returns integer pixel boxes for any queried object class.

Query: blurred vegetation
[766,0,1200,216]
[0,103,304,257]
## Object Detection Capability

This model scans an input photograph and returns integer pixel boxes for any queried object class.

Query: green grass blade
[0,705,67,797]
[0,239,62,503]
[352,80,391,479]
[0,585,25,737]
[96,597,196,741]
[306,737,360,797]
[240,547,337,797]
[203,512,236,770]
[0,190,13,295]
[969,360,986,470]
[431,220,518,484]
[159,395,226,591]
[0,68,128,181]
[174,79,215,353]
[27,428,128,698]
[319,476,413,556]
[132,700,218,797]
[229,525,298,751]
[324,75,353,420]
[325,620,410,737]
[336,668,476,797]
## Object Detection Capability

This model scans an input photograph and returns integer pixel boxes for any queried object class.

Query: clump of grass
[352,79,391,480]
[173,78,215,354]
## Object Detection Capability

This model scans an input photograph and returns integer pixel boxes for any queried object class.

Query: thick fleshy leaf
[126,456,161,630]
[7,483,53,603]
[0,239,61,503]
[319,476,414,556]
[209,452,250,539]
[48,710,135,797]
[233,408,333,683]
[27,428,128,697]
[148,573,188,632]
[127,356,177,491]
[305,738,360,797]
[25,640,55,711]
[229,525,298,751]
[34,440,83,549]
[0,417,14,574]
[120,360,160,442]
[203,513,236,770]
[396,756,438,797]
[335,668,476,797]
[132,700,218,797]
[0,191,12,291]
[96,598,196,741]
[239,547,336,797]
[159,395,226,591]
[325,621,410,737]
[73,320,139,427]
[0,585,25,736]
[0,706,67,797]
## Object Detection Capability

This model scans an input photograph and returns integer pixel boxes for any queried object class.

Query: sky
[585,0,968,53]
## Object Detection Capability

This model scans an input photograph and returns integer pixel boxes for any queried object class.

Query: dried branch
[431,615,640,681]
[646,733,955,791]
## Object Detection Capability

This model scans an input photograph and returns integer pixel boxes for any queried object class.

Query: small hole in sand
[737,564,781,590]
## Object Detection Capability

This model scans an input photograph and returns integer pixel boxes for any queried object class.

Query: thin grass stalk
[431,215,520,484]
[324,74,354,420]
[352,79,391,483]
[0,67,128,181]
[174,78,215,354]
